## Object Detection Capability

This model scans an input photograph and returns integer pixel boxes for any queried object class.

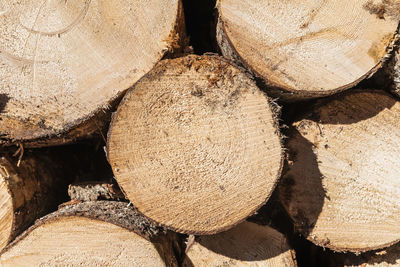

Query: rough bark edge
[279,89,400,253]
[216,2,400,102]
[1,201,180,266]
[107,54,285,235]
[0,0,186,148]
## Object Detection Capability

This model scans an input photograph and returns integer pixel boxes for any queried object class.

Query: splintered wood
[107,55,283,234]
[217,0,399,100]
[0,0,185,146]
[279,90,400,252]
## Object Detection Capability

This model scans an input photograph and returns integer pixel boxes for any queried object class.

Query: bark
[0,0,186,147]
[1,201,180,266]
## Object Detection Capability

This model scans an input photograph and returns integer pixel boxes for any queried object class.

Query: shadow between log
[0,94,10,113]
[278,128,326,239]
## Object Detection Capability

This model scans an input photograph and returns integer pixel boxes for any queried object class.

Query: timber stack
[0,0,399,266]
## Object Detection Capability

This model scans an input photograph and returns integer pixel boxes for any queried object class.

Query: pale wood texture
[107,55,283,235]
[0,201,179,266]
[279,90,400,252]
[0,153,68,251]
[0,0,185,146]
[182,221,296,267]
[216,0,399,100]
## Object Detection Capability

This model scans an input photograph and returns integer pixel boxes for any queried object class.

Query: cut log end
[0,201,178,266]
[107,55,283,234]
[279,90,400,252]
[182,221,297,267]
[217,0,399,100]
[0,0,185,146]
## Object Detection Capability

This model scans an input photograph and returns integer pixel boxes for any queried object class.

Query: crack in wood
[19,0,91,37]
[267,27,353,50]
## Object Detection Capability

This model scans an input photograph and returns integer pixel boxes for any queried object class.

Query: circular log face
[0,217,166,266]
[183,222,296,267]
[279,91,400,252]
[107,55,283,234]
[0,0,181,143]
[217,0,399,98]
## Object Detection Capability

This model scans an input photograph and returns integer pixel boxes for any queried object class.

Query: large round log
[279,90,400,252]
[0,0,185,147]
[182,221,297,267]
[0,201,179,266]
[107,55,283,234]
[216,0,399,100]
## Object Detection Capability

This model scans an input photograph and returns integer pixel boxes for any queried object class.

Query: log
[182,221,296,267]
[0,201,179,266]
[0,151,70,251]
[384,48,400,96]
[107,55,283,234]
[0,0,185,147]
[278,90,400,252]
[216,0,399,100]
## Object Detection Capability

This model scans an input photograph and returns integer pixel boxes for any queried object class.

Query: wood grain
[217,0,399,100]
[107,55,283,234]
[0,201,178,266]
[0,0,185,146]
[183,221,296,267]
[279,90,400,252]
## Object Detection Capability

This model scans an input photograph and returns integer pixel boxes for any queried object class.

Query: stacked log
[0,0,400,265]
[0,201,179,266]
[183,221,296,266]
[216,0,399,100]
[279,90,400,252]
[107,55,283,234]
[0,0,185,147]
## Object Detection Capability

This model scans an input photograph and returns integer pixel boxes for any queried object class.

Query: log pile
[0,0,399,266]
